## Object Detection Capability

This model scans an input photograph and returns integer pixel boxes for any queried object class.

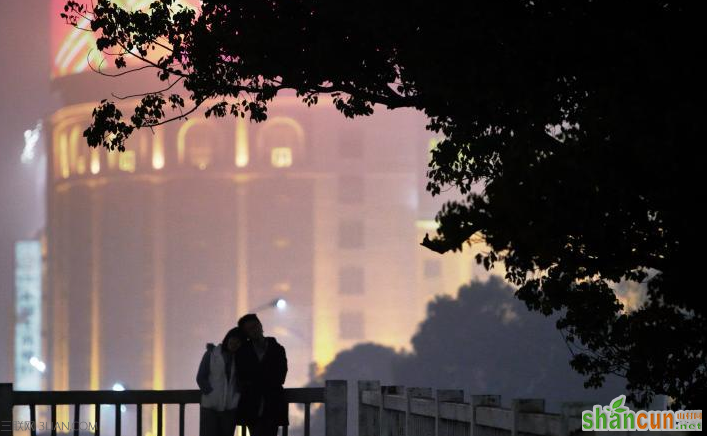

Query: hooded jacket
[196,343,240,411]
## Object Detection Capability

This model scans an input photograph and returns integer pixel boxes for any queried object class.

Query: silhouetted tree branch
[61,0,703,408]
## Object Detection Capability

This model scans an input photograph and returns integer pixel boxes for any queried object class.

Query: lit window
[338,220,364,249]
[339,266,365,295]
[118,150,136,173]
[271,147,293,168]
[178,120,226,169]
[339,311,364,340]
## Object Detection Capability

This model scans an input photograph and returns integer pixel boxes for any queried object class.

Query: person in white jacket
[196,327,243,436]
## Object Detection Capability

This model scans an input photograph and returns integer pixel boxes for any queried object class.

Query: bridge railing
[0,380,347,436]
[357,381,591,436]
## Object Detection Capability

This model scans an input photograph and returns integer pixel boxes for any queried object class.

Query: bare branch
[90,61,158,78]
[110,76,184,100]
[142,102,203,128]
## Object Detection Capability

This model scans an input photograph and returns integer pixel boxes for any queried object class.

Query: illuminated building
[45,2,496,430]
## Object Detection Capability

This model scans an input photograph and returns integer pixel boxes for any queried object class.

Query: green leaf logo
[611,396,625,409]
[606,395,628,417]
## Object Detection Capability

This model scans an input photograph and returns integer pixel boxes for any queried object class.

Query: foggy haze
[0,4,666,436]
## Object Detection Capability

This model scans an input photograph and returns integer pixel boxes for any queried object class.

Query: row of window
[55,144,371,182]
[238,260,439,301]
[337,259,441,297]
[53,143,297,179]
[269,219,365,251]
[53,117,367,180]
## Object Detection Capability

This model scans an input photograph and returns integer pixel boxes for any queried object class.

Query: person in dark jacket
[196,327,243,436]
[235,314,288,436]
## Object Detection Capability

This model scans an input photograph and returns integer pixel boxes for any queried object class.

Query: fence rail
[357,381,591,436]
[0,381,346,436]
[2,380,676,436]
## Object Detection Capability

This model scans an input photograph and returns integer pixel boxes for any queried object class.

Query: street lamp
[275,298,287,310]
[250,297,287,313]
[29,356,46,373]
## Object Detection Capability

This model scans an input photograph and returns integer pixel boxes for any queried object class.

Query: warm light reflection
[59,133,70,179]
[90,149,100,174]
[235,116,249,167]
[90,213,101,392]
[152,131,165,170]
[69,126,81,173]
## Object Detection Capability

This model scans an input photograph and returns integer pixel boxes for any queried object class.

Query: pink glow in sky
[51,0,199,78]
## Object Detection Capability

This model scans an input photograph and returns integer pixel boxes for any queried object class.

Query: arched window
[256,117,305,168]
[177,119,227,170]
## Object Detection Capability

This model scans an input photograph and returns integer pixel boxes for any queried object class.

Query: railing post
[511,399,544,436]
[380,386,404,436]
[0,384,13,435]
[405,388,433,436]
[326,380,347,436]
[560,402,590,436]
[406,388,432,436]
[358,380,380,436]
[560,403,571,436]
[436,389,464,436]
[471,395,501,436]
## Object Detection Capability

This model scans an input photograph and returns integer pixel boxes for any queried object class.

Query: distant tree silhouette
[313,277,624,416]
[62,0,702,407]
[395,277,625,408]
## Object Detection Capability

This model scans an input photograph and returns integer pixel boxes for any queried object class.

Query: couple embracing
[196,314,288,436]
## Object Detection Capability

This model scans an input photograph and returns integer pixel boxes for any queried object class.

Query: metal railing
[0,381,347,436]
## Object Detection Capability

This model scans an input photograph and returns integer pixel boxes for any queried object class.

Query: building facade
[45,2,495,433]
